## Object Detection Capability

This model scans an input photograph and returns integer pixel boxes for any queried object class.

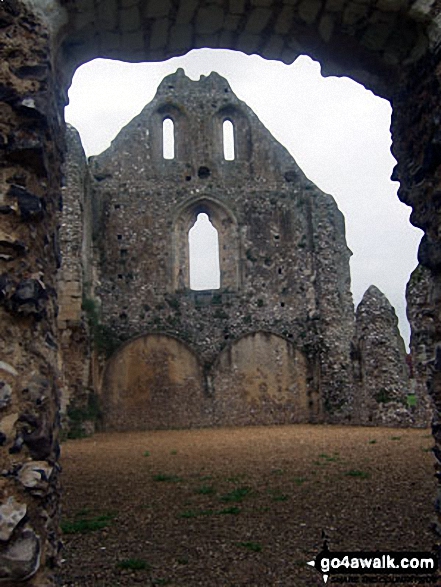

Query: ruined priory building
[57,69,422,432]
[3,0,441,582]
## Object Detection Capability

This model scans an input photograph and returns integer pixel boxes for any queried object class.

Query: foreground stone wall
[406,266,435,427]
[0,1,65,583]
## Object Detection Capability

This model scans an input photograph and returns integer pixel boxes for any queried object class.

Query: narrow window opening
[163,117,174,159]
[223,120,235,161]
[189,213,220,290]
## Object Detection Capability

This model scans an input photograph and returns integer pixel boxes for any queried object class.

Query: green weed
[117,558,151,571]
[318,453,339,462]
[195,485,216,496]
[219,506,241,515]
[179,509,214,519]
[61,513,115,534]
[270,468,285,476]
[152,474,182,483]
[220,486,252,502]
[237,541,262,552]
[344,470,370,479]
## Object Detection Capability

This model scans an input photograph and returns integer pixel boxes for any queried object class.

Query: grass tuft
[344,469,370,479]
[117,558,151,571]
[220,486,252,503]
[195,485,216,496]
[61,513,115,534]
[219,506,241,515]
[237,541,262,552]
[152,474,182,483]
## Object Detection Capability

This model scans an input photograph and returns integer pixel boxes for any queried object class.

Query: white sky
[65,49,423,348]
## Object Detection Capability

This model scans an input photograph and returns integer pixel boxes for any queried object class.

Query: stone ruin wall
[87,69,356,428]
[56,69,427,432]
[2,0,441,582]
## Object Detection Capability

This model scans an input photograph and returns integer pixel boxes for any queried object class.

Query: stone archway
[101,333,209,430]
[172,196,240,292]
[2,0,441,583]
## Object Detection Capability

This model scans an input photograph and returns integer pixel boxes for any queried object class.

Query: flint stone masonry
[87,69,356,428]
[3,0,441,583]
[354,285,414,426]
[54,68,421,432]
[406,265,435,426]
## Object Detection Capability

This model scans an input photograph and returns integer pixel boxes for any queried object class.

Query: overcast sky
[65,49,423,348]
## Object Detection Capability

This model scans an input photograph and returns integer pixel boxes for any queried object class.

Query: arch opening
[162,117,175,159]
[223,119,235,160]
[188,212,221,290]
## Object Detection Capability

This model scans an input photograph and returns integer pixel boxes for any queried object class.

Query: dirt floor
[58,425,439,587]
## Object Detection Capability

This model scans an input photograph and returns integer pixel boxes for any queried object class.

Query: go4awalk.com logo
[307,542,438,584]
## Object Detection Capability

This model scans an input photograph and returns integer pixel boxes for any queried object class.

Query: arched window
[188,213,220,290]
[223,119,235,161]
[163,117,175,159]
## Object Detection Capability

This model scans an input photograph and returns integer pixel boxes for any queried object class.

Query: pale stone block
[99,30,121,52]
[342,2,368,26]
[318,13,334,42]
[376,0,403,11]
[325,0,346,12]
[407,29,429,62]
[274,6,294,34]
[360,22,392,50]
[195,5,225,34]
[261,34,285,59]
[280,47,300,64]
[121,30,145,51]
[408,0,435,19]
[98,0,118,29]
[149,18,169,49]
[144,0,172,19]
[176,0,199,24]
[298,0,322,23]
[219,30,235,47]
[245,7,272,34]
[119,5,140,32]
[60,284,82,297]
[73,10,94,30]
[168,24,193,51]
[194,33,220,48]
[229,0,246,13]
[73,0,95,11]
[237,32,260,53]
[224,14,241,31]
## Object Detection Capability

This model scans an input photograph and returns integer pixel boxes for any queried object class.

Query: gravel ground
[58,425,438,587]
